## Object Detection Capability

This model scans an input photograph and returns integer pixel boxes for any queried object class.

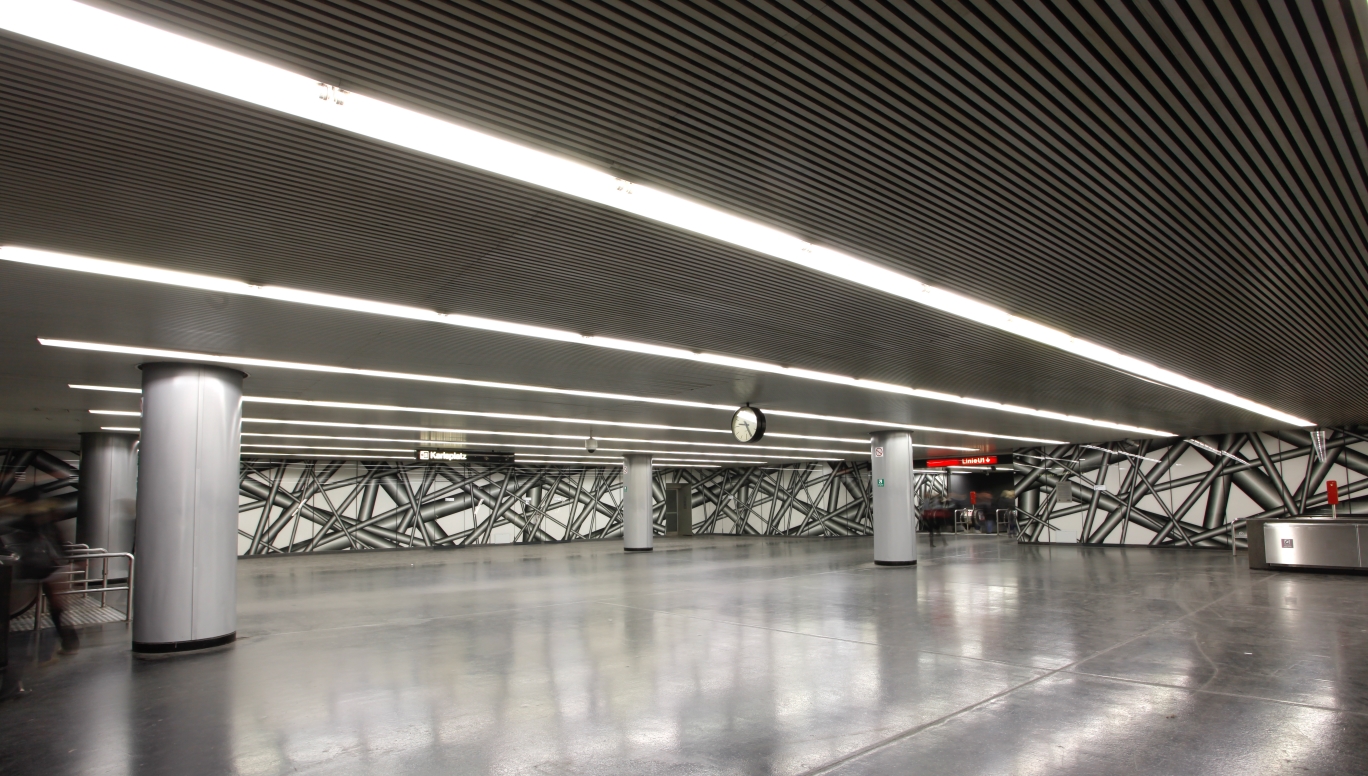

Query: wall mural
[1011,427,1368,547]
[234,459,943,555]
[20,427,1360,556]
[0,448,79,510]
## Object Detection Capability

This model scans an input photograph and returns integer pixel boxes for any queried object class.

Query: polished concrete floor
[3,535,1367,775]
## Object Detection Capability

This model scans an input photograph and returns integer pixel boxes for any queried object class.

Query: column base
[874,559,917,566]
[133,632,236,654]
[624,547,654,552]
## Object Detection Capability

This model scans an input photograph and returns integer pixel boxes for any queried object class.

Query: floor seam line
[795,573,1271,775]
[793,670,1064,776]
[1061,669,1368,717]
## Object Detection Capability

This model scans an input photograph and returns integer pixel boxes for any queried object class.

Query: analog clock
[731,405,766,443]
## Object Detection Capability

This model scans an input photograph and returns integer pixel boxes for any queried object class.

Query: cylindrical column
[622,453,654,551]
[77,432,139,580]
[133,363,244,653]
[871,430,917,566]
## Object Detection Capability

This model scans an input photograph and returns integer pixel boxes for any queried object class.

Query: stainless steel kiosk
[1248,517,1368,571]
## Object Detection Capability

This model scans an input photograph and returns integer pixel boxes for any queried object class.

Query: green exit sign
[877,478,885,487]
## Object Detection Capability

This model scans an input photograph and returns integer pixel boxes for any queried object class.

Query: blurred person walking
[1,493,79,700]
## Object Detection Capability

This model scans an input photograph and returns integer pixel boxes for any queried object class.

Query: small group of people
[1,492,80,700]
[917,494,1018,544]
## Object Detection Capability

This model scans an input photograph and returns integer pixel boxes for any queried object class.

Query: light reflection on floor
[3,535,1367,775]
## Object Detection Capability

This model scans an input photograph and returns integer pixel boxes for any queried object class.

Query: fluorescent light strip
[246,452,412,460]
[656,458,767,464]
[529,453,767,464]
[767,432,868,444]
[227,439,823,461]
[516,459,722,468]
[240,430,870,456]
[762,407,1060,443]
[105,436,774,467]
[90,409,140,416]
[55,339,738,413]
[23,261,1166,438]
[57,348,1059,444]
[245,453,731,469]
[72,388,885,446]
[242,443,413,453]
[0,1,1307,427]
[100,426,141,432]
[70,383,141,394]
[514,459,727,470]
[1077,444,1163,464]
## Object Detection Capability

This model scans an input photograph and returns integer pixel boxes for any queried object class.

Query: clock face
[731,406,766,443]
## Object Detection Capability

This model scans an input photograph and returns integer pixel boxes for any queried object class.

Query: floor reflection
[2,536,1365,774]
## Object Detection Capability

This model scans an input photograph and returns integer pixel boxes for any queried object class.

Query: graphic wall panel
[1012,428,1368,547]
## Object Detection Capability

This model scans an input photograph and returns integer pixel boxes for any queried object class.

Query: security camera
[585,437,599,453]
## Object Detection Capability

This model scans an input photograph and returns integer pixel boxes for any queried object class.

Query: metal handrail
[31,551,135,650]
[995,508,1019,537]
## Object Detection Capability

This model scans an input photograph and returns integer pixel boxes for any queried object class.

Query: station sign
[416,449,516,464]
[922,455,1010,468]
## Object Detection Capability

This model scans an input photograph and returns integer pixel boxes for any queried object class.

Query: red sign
[1328,480,1340,506]
[925,456,999,468]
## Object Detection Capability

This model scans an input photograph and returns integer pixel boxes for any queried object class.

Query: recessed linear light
[245,452,412,460]
[71,383,142,394]
[531,453,768,464]
[0,1,1308,428]
[57,344,1063,444]
[242,441,810,461]
[242,443,414,454]
[241,431,870,457]
[59,339,747,413]
[242,452,732,468]
[25,256,1174,437]
[514,458,724,468]
[118,436,751,467]
[77,385,972,450]
[521,461,722,468]
[655,458,768,464]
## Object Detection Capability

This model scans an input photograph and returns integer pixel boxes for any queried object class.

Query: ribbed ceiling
[1,0,1366,449]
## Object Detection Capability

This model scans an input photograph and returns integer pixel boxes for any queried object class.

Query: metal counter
[1249,517,1368,572]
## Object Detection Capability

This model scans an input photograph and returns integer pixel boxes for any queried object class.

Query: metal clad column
[133,363,244,653]
[622,453,654,551]
[76,432,139,580]
[871,431,917,566]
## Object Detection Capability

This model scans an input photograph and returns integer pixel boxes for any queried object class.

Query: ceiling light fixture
[99,421,848,459]
[242,443,414,454]
[70,383,141,393]
[76,384,973,450]
[514,459,722,468]
[244,452,412,460]
[530,453,767,464]
[240,431,871,456]
[0,0,1309,428]
[14,257,1183,434]
[242,439,820,461]
[56,350,1062,443]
